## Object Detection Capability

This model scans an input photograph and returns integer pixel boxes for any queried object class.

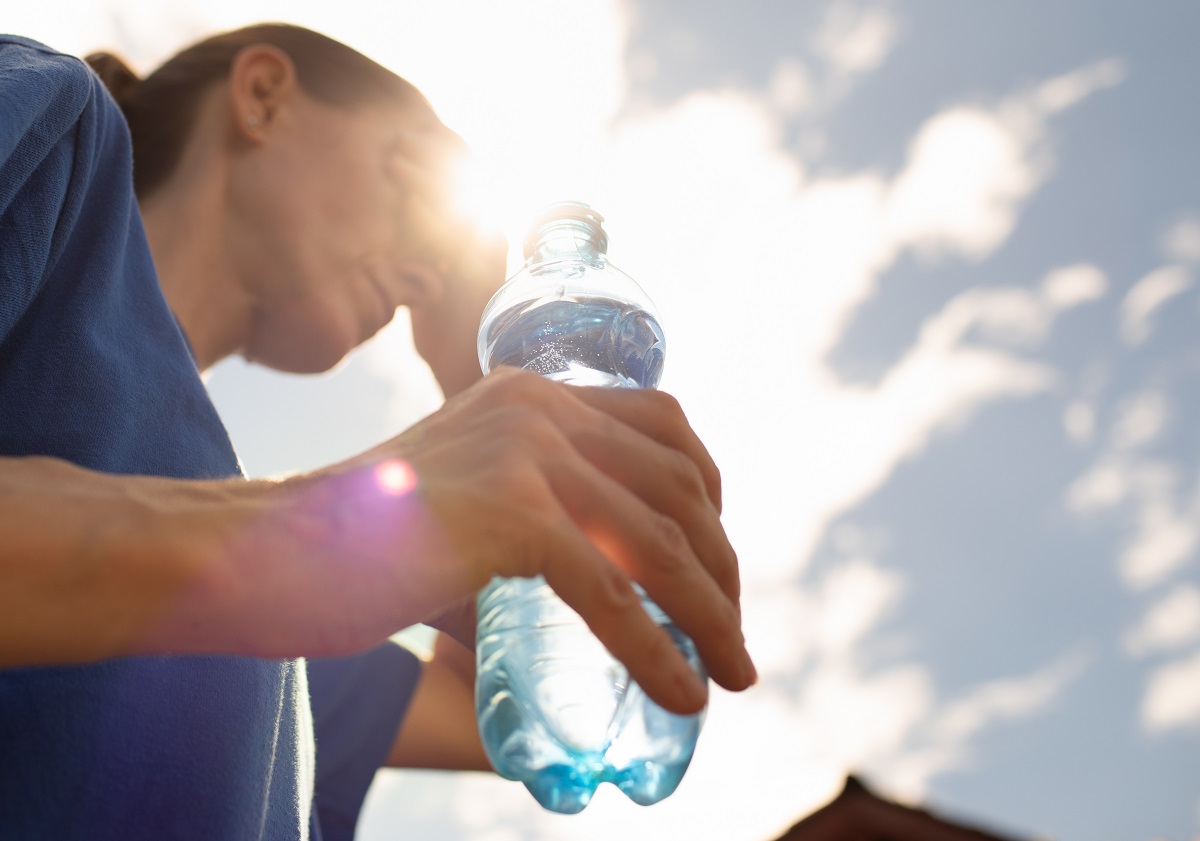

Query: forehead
[373,99,466,156]
[351,91,447,137]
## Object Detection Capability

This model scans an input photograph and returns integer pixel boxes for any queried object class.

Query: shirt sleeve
[0,36,94,344]
[306,641,424,841]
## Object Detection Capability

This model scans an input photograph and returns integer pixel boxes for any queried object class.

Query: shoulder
[0,35,93,92]
[0,35,97,167]
[0,35,129,345]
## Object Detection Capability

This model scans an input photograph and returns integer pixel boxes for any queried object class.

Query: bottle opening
[523,201,609,263]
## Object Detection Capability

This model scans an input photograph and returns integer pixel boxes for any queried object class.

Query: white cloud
[923,264,1105,350]
[1063,400,1097,446]
[1125,584,1200,657]
[1110,390,1170,452]
[741,587,816,678]
[1042,263,1109,309]
[813,558,905,653]
[778,0,902,125]
[1066,457,1133,514]
[1120,266,1194,346]
[799,661,934,766]
[1032,59,1127,114]
[769,56,816,115]
[885,107,1038,261]
[811,0,900,75]
[1120,490,1200,591]
[933,653,1088,744]
[1065,392,1200,591]
[1141,649,1200,733]
[1160,213,1200,264]
[884,60,1123,265]
[872,650,1089,800]
[598,63,1114,588]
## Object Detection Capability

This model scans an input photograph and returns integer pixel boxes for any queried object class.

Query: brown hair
[86,23,427,197]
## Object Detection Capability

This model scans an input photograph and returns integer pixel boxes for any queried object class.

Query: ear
[227,44,297,142]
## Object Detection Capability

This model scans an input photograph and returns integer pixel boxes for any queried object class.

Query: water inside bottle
[476,576,705,814]
[475,275,705,813]
[481,295,666,389]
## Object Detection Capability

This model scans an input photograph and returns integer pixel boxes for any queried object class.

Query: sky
[10,1,1200,839]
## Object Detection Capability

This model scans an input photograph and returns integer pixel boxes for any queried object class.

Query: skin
[0,42,756,776]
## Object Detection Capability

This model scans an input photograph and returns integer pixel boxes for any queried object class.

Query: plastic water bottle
[474,202,707,814]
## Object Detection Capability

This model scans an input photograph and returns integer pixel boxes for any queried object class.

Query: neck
[139,105,256,374]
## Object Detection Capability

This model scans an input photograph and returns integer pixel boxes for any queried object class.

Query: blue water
[476,291,704,812]
[480,295,666,388]
[475,576,706,813]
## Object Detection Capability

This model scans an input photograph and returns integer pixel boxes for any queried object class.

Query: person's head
[87,23,479,373]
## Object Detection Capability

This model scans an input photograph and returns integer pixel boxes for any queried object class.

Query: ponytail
[84,51,140,107]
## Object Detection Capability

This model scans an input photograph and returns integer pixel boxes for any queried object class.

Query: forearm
[0,454,467,668]
[0,455,218,666]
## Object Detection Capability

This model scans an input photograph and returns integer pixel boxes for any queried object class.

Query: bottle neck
[524,218,609,267]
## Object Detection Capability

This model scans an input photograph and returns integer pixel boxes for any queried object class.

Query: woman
[0,24,754,840]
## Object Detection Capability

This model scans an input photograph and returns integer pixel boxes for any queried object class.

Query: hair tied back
[85,51,141,108]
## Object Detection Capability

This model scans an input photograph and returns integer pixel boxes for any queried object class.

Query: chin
[244,338,355,375]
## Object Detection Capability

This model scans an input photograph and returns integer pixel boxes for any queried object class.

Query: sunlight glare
[375,458,417,496]
[449,152,508,241]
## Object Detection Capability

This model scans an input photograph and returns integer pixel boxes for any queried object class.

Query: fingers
[534,507,712,714]
[542,451,752,704]
[523,376,736,608]
[459,370,754,703]
[569,386,724,513]
[565,404,740,610]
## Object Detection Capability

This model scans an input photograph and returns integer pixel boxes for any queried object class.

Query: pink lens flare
[374,459,417,496]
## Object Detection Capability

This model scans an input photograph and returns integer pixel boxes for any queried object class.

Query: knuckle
[489,404,563,454]
[650,514,692,569]
[522,413,571,458]
[601,567,642,615]
[563,562,640,631]
[507,516,556,579]
[484,366,538,401]
[648,388,685,419]
[670,449,708,500]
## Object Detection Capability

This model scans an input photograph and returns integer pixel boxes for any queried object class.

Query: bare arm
[0,369,753,714]
[0,455,233,667]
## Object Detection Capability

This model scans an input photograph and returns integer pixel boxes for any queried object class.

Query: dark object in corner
[773,776,1028,841]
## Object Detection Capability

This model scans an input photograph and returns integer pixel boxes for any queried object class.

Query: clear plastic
[474,202,706,813]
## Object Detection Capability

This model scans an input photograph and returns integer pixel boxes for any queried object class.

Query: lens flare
[449,152,507,235]
[375,459,417,496]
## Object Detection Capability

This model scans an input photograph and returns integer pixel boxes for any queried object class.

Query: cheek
[314,157,396,249]
[252,162,389,287]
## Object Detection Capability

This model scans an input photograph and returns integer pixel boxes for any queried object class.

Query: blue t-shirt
[0,35,420,840]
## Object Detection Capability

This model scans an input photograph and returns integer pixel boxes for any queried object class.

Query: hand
[388,368,752,712]
[248,368,754,714]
